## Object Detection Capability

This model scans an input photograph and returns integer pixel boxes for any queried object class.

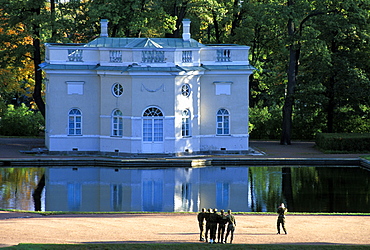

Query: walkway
[0,137,367,159]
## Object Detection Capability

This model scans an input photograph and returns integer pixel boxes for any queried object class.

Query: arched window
[143,107,163,142]
[112,109,123,136]
[143,107,163,117]
[216,108,230,135]
[68,108,82,135]
[181,109,191,137]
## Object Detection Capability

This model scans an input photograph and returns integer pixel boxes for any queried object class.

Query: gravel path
[1,212,369,247]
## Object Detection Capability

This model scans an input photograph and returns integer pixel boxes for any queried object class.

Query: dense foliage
[0,104,44,136]
[316,133,370,152]
[0,0,369,140]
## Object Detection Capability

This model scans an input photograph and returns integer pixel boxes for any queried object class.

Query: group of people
[197,203,288,244]
[197,208,236,244]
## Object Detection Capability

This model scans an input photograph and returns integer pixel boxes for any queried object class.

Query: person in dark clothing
[197,208,207,241]
[217,209,228,243]
[204,208,212,242]
[208,208,219,243]
[277,203,288,234]
[197,208,206,241]
[224,209,236,244]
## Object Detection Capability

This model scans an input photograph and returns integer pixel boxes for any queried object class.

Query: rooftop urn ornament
[100,19,109,37]
[182,19,191,41]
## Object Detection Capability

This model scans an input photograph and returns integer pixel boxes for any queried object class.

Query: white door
[142,107,164,153]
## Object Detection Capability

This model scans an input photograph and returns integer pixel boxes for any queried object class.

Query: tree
[0,0,47,117]
[0,63,35,112]
[280,0,299,145]
[314,1,370,133]
[293,0,370,136]
[0,103,44,136]
[230,0,370,140]
[280,0,349,144]
[87,0,176,38]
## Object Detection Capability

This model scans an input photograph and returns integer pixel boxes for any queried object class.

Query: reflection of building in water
[45,167,249,212]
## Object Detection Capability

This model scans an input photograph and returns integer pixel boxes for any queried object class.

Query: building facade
[41,19,254,154]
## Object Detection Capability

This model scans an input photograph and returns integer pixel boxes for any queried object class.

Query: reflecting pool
[1,166,369,212]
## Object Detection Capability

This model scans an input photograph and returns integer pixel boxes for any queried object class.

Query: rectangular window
[112,117,123,136]
[153,119,163,141]
[69,117,75,135]
[110,50,122,63]
[142,50,165,63]
[217,49,231,62]
[143,119,152,141]
[223,116,229,134]
[217,116,223,135]
[182,51,192,63]
[68,49,83,62]
[182,117,190,137]
[75,117,82,135]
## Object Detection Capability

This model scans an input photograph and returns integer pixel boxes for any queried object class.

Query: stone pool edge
[1,157,369,169]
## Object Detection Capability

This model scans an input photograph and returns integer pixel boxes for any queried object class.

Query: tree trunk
[280,5,299,145]
[31,6,46,118]
[166,1,188,38]
[230,0,242,37]
[281,45,299,145]
[326,76,335,133]
[32,37,46,118]
[50,0,56,41]
[212,10,220,43]
[281,97,293,145]
[326,38,338,133]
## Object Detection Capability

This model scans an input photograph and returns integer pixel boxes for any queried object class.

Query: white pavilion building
[41,19,254,155]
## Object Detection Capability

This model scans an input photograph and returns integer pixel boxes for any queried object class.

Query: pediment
[127,38,163,48]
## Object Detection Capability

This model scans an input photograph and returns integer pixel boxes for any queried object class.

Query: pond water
[1,166,369,213]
